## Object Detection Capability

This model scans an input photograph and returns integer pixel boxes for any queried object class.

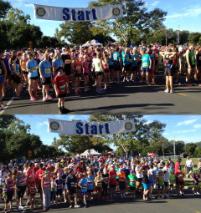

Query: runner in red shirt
[53,67,70,114]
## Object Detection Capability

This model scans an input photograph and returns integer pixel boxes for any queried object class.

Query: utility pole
[173,140,176,160]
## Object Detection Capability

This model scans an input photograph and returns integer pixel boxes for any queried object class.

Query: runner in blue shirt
[141,49,152,84]
[52,51,64,77]
[122,48,132,83]
[79,173,88,208]
[39,51,53,102]
[26,52,39,101]
[112,47,121,84]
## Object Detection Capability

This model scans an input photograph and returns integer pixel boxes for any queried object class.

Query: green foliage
[186,143,198,157]
[0,115,61,163]
[0,0,11,18]
[53,135,111,154]
[189,33,201,45]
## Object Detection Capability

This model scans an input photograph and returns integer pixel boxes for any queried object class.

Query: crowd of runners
[0,155,201,212]
[0,43,201,113]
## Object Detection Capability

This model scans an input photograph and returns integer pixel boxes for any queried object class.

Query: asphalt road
[1,84,201,115]
[1,197,201,213]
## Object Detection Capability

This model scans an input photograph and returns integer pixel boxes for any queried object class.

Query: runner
[186,44,197,84]
[39,50,53,102]
[53,67,70,114]
[26,52,39,101]
[0,51,7,111]
[141,48,152,84]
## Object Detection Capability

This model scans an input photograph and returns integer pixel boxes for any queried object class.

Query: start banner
[48,119,135,136]
[34,4,123,22]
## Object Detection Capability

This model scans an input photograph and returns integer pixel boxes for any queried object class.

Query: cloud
[38,121,48,126]
[167,6,201,19]
[193,124,201,129]
[176,119,198,126]
[174,129,197,134]
[150,0,160,8]
[144,0,160,9]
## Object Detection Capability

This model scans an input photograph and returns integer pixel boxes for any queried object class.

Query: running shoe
[30,97,37,102]
[47,95,53,100]
[164,89,169,93]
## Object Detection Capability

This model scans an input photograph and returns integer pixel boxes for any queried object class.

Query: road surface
[0,197,201,213]
[1,84,201,114]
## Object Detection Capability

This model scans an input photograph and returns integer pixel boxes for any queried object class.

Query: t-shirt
[135,165,143,179]
[142,54,151,68]
[174,162,181,175]
[92,58,103,72]
[109,170,117,185]
[52,58,64,70]
[79,178,88,193]
[188,50,196,66]
[87,176,94,190]
[56,178,63,190]
[39,60,52,78]
[66,174,77,190]
[27,59,39,78]
[186,159,193,168]
[53,74,68,95]
[62,54,71,74]
[128,174,136,187]
[113,51,121,61]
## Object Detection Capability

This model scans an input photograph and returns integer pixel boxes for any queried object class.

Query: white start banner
[34,4,123,22]
[48,119,135,136]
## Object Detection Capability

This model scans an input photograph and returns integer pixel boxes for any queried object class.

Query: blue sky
[16,115,201,145]
[6,0,201,37]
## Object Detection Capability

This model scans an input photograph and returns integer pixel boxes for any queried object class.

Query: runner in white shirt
[92,51,105,94]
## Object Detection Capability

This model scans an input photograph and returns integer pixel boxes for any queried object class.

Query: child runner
[118,169,127,199]
[190,170,200,195]
[3,171,15,213]
[79,172,88,208]
[16,166,27,210]
[102,167,109,200]
[128,170,136,199]
[66,169,80,208]
[53,67,70,114]
[94,171,103,200]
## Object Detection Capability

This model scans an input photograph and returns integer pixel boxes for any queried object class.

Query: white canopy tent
[82,39,102,47]
[80,149,101,157]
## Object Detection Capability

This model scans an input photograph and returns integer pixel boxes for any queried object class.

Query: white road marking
[0,97,14,115]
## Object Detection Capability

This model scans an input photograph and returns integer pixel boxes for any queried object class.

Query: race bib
[65,59,71,64]
[45,68,51,74]
[59,85,66,92]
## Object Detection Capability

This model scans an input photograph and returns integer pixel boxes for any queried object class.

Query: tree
[0,0,11,18]
[194,146,201,158]
[90,114,166,156]
[186,143,197,157]
[89,0,167,46]
[189,32,201,44]
[56,22,94,45]
[40,36,61,48]
[0,115,62,162]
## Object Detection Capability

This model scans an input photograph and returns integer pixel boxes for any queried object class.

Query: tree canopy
[0,115,61,163]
